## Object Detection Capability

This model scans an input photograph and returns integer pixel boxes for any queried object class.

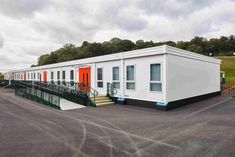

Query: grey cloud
[0,0,52,18]
[0,0,235,71]
[0,34,4,48]
[137,0,216,17]
[115,17,148,32]
[0,54,11,63]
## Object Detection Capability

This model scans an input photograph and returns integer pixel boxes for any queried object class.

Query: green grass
[217,56,235,82]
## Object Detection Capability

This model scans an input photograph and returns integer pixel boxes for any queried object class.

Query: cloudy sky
[0,0,235,72]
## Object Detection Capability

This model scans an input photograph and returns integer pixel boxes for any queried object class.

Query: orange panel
[79,67,91,91]
[24,72,26,81]
[43,71,47,82]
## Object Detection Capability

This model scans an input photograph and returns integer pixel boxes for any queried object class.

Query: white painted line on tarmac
[184,98,231,119]
[3,94,181,151]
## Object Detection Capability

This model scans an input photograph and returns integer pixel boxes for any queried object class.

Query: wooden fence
[221,81,235,96]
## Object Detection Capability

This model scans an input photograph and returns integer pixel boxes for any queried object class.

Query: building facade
[4,45,221,110]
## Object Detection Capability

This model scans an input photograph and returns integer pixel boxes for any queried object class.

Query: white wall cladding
[123,55,166,102]
[166,53,220,103]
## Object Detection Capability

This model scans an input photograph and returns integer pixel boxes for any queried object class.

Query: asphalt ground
[0,87,234,157]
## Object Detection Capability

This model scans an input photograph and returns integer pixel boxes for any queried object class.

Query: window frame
[57,71,60,80]
[97,67,103,88]
[70,70,74,81]
[51,71,54,80]
[62,70,66,80]
[126,65,136,90]
[112,66,120,89]
[149,63,163,92]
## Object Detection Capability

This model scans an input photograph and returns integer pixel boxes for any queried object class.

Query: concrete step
[91,97,110,100]
[96,101,115,107]
[95,99,112,103]
[90,95,106,98]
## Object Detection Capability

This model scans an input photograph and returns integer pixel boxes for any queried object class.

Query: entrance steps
[90,96,114,107]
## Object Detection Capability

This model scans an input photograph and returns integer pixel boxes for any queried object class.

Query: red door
[43,71,47,82]
[79,67,91,91]
[24,72,26,81]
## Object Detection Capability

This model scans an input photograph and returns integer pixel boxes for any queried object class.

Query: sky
[0,0,235,72]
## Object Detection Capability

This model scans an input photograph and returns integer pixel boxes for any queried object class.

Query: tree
[37,35,235,66]
[187,44,203,54]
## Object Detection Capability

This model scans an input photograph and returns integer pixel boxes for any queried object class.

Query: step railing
[82,83,98,107]
[14,81,89,107]
[0,80,9,87]
[107,83,117,101]
[14,81,62,109]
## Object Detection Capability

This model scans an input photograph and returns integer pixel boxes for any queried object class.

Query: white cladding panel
[93,55,166,102]
[123,55,166,102]
[166,54,220,103]
[94,60,121,96]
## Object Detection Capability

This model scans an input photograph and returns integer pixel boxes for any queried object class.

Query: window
[150,64,162,92]
[37,73,40,80]
[34,73,36,79]
[51,72,54,80]
[97,68,103,88]
[28,73,30,80]
[62,71,65,80]
[126,65,135,90]
[70,70,74,80]
[57,71,60,80]
[112,67,120,89]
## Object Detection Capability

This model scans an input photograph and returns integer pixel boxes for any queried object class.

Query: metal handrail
[107,83,117,99]
[14,80,99,106]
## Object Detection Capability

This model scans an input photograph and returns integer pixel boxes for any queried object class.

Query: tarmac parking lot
[0,88,234,157]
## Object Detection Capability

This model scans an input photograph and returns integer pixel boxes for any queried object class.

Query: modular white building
[4,45,221,110]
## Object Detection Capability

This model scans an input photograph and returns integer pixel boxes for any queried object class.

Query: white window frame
[126,65,136,90]
[149,63,162,92]
[97,67,103,88]
[112,66,120,90]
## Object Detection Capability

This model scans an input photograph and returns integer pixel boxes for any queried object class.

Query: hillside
[218,57,235,82]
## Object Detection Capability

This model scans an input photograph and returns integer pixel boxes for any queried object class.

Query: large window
[62,71,66,80]
[51,71,54,80]
[112,67,120,89]
[150,64,162,92]
[126,65,135,90]
[57,71,60,80]
[70,70,74,80]
[97,68,103,88]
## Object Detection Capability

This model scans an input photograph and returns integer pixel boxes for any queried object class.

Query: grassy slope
[217,56,235,82]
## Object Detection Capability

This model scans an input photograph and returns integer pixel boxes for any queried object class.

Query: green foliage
[37,35,235,66]
[187,44,203,54]
[0,73,4,80]
[217,56,235,81]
